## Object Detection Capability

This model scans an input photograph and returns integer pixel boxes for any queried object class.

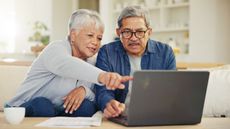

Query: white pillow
[203,69,230,117]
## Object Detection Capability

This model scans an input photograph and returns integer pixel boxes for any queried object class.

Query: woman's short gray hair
[68,9,104,34]
[117,6,151,28]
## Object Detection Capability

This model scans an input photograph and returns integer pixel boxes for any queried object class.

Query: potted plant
[28,21,50,54]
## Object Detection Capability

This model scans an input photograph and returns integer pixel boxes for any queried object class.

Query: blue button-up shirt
[95,39,176,111]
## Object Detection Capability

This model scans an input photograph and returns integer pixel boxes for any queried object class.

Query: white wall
[51,0,73,41]
[180,0,230,63]
[99,0,115,45]
[214,0,230,63]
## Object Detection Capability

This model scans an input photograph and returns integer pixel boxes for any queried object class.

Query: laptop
[109,70,209,126]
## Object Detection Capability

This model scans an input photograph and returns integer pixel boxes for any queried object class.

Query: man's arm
[95,45,117,111]
[166,45,177,70]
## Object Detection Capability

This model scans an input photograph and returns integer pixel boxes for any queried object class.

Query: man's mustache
[128,42,140,46]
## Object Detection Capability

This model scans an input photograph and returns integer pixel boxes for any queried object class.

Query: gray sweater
[7,40,103,107]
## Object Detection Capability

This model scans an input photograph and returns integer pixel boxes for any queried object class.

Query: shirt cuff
[76,80,95,101]
[80,85,95,101]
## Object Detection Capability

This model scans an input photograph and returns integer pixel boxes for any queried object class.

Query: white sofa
[0,64,230,117]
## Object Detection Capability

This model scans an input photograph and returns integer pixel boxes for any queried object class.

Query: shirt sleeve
[41,41,104,85]
[95,45,116,111]
[76,80,95,101]
[166,45,177,70]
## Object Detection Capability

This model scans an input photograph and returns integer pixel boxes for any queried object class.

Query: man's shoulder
[102,40,121,48]
[97,40,123,60]
[148,39,172,52]
[149,39,169,47]
[100,40,122,52]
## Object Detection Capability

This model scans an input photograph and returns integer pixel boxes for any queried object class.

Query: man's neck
[127,49,145,57]
[127,53,142,58]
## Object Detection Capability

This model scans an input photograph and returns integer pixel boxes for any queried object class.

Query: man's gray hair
[68,9,104,34]
[117,6,151,28]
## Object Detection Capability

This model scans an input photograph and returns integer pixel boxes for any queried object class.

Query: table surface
[0,113,230,129]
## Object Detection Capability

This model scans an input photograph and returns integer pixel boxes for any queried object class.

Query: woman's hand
[63,86,86,114]
[98,72,133,90]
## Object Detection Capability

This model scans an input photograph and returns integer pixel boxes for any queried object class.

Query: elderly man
[7,9,132,117]
[95,6,176,118]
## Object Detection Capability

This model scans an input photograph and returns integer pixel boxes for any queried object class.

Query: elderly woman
[6,9,132,117]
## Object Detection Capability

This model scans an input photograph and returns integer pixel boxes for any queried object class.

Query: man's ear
[116,28,121,37]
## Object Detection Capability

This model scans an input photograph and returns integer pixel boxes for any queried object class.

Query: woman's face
[70,24,103,60]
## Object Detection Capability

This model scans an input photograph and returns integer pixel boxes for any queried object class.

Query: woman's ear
[70,30,76,42]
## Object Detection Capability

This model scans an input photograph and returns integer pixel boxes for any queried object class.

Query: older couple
[7,6,176,118]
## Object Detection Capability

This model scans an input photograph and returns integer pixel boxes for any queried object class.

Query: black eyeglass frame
[121,29,149,39]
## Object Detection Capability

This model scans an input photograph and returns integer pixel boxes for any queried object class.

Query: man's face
[117,17,152,56]
[70,24,103,59]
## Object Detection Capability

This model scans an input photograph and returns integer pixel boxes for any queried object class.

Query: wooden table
[0,113,229,129]
[176,62,224,69]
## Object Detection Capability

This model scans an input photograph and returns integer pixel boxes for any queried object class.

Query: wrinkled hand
[98,72,133,90]
[63,86,86,114]
[103,99,125,118]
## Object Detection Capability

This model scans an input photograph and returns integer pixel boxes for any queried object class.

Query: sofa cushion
[203,69,230,117]
[0,65,29,111]
[187,65,230,117]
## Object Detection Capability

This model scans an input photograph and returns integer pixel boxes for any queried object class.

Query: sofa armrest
[0,65,29,110]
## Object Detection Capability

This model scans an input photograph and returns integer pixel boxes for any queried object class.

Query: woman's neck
[71,43,87,61]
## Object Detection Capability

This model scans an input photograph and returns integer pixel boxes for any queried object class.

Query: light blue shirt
[7,40,103,107]
[124,55,141,114]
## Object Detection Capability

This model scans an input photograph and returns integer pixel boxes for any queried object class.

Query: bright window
[0,0,15,53]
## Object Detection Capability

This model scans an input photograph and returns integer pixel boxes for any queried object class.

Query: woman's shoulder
[43,40,70,52]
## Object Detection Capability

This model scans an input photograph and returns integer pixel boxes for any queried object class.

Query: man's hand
[103,99,125,118]
[98,72,133,90]
[63,86,86,114]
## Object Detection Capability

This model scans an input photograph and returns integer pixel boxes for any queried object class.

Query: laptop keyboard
[109,114,128,125]
[117,114,128,120]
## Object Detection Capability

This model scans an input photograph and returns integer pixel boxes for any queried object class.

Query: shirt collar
[145,39,156,54]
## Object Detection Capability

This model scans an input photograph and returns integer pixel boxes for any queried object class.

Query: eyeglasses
[121,29,148,39]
